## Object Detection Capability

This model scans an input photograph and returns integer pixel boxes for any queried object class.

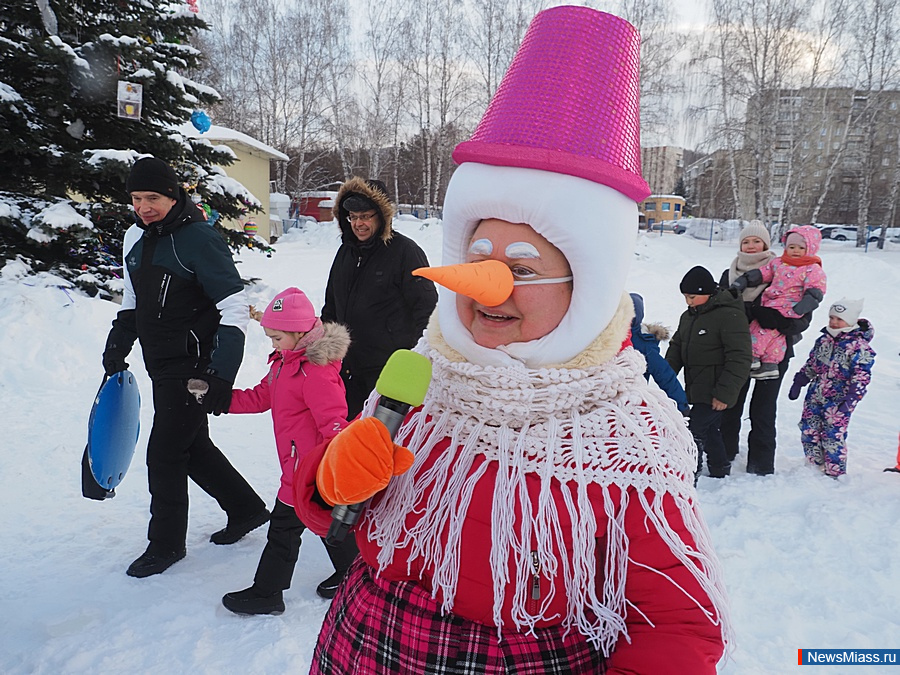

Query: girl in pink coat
[221,287,353,615]
[731,225,827,380]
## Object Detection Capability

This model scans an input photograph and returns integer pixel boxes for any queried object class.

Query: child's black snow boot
[222,586,285,615]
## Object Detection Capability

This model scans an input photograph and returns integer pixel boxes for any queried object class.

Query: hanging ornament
[190,110,211,133]
[185,0,200,13]
[117,81,143,120]
[243,221,258,235]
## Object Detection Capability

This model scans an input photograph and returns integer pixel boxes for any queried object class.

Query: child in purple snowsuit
[731,225,827,380]
[788,298,875,477]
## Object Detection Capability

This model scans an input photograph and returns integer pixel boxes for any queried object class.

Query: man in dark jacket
[102,157,268,578]
[666,266,752,479]
[322,177,438,419]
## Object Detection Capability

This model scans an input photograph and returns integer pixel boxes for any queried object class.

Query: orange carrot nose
[413,260,514,307]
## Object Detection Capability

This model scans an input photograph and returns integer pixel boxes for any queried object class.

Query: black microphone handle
[325,398,411,545]
[371,396,410,436]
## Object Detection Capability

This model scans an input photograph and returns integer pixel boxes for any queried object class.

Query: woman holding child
[719,222,815,475]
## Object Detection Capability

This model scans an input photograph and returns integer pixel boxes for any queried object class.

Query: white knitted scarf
[358,320,731,655]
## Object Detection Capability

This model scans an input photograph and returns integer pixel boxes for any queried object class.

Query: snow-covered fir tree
[0,0,270,299]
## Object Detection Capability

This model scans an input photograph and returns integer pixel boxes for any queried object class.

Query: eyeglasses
[348,212,378,223]
[513,275,573,286]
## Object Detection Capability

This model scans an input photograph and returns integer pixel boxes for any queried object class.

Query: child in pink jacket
[221,287,353,615]
[731,225,827,380]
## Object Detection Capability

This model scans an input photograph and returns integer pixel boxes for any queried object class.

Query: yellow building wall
[641,195,686,226]
[216,146,275,242]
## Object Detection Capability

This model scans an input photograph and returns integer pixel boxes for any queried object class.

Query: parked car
[686,218,744,242]
[818,225,858,241]
[865,227,900,243]
[642,220,688,234]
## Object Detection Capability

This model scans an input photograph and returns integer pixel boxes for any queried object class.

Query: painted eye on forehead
[468,238,493,256]
[505,242,541,259]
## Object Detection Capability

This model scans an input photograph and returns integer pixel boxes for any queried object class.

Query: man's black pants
[145,379,265,553]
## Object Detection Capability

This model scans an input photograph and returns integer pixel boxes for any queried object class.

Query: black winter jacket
[322,177,437,381]
[665,289,752,408]
[104,192,247,382]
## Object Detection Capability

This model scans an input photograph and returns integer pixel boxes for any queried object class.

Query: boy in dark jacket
[666,266,752,478]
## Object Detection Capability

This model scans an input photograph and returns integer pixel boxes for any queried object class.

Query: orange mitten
[316,416,415,506]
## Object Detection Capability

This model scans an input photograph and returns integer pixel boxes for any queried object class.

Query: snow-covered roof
[174,122,288,161]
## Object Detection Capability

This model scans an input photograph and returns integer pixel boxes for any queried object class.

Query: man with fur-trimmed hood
[322,177,438,418]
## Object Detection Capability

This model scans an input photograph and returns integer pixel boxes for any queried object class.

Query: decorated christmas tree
[0,0,270,300]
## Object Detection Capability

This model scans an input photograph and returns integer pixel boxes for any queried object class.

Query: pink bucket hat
[261,287,317,332]
[438,7,647,367]
[453,6,650,202]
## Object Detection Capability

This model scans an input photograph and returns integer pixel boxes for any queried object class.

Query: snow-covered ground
[2,219,898,674]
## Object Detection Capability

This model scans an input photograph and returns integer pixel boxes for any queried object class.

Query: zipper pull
[530,551,541,601]
[357,255,362,268]
[291,441,296,458]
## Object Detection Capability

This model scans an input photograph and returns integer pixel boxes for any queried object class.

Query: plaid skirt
[310,557,606,674]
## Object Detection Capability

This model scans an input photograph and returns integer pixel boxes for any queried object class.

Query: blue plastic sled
[87,370,141,491]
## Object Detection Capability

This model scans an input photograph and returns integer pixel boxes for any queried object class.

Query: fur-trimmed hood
[303,322,351,366]
[232,321,350,507]
[643,322,671,341]
[333,176,395,244]
[629,293,670,342]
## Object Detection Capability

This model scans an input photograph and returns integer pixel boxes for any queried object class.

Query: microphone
[326,349,432,545]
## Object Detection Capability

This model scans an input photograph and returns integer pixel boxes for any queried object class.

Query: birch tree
[776,0,849,227]
[619,0,686,144]
[844,0,899,246]
[196,0,342,193]
[358,0,406,181]
[465,0,546,109]
[398,0,475,210]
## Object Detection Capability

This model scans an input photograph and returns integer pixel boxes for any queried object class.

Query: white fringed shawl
[358,303,731,655]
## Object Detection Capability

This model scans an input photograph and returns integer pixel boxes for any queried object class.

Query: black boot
[210,508,270,545]
[222,586,285,615]
[126,547,186,578]
[316,571,345,600]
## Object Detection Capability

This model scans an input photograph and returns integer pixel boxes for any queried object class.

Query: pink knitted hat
[261,287,317,333]
[452,6,650,202]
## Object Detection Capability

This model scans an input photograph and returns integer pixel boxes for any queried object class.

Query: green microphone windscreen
[375,349,433,406]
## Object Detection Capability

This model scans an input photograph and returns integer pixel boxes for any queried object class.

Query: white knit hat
[829,297,864,327]
[739,220,771,250]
